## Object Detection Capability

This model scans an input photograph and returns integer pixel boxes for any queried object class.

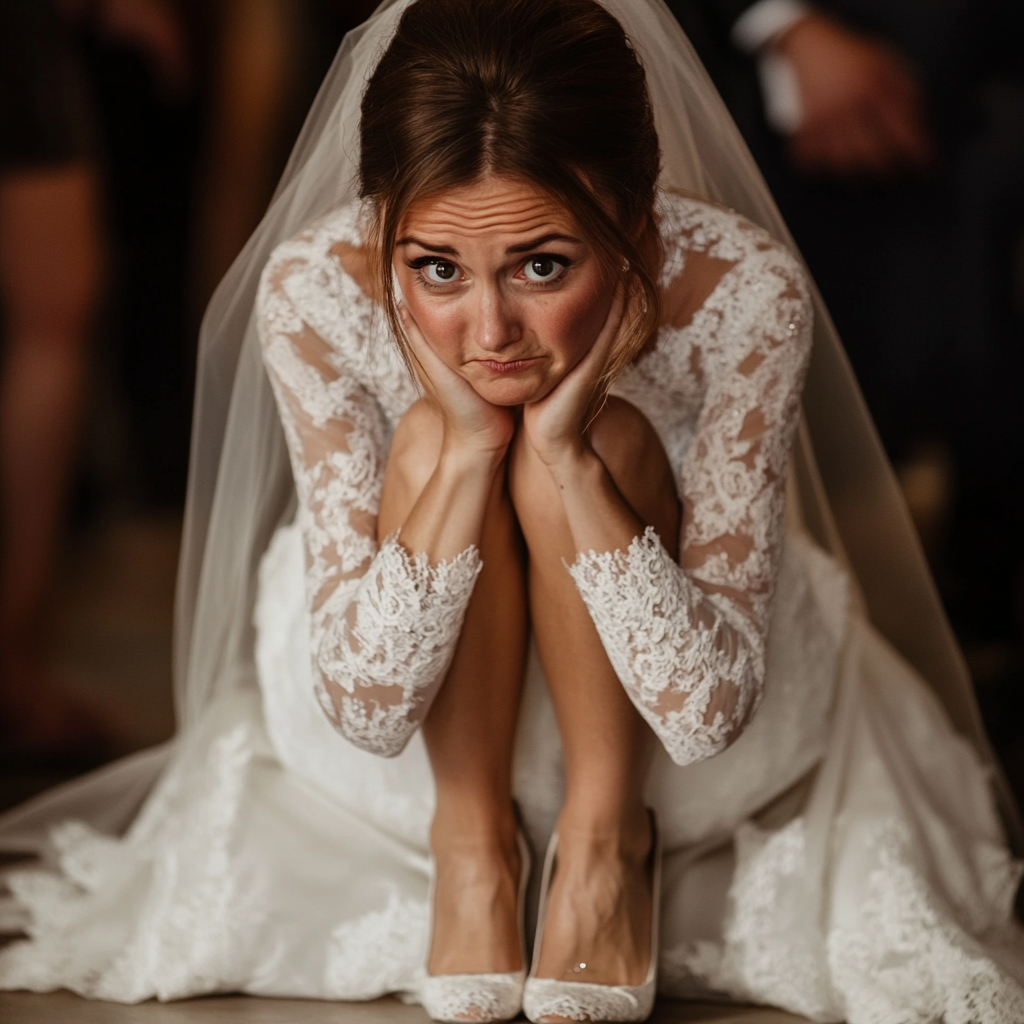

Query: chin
[472,378,546,407]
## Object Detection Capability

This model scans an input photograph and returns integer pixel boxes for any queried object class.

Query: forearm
[545,443,646,559]
[567,528,765,766]
[395,440,505,563]
[317,421,503,756]
[543,442,762,767]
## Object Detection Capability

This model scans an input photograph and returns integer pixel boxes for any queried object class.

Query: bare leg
[0,165,105,749]
[378,400,529,976]
[510,397,680,994]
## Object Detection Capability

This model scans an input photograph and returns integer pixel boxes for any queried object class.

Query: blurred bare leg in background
[190,0,380,312]
[190,0,303,311]
[0,164,109,757]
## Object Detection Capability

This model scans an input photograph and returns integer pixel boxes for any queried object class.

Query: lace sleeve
[256,227,481,757]
[570,224,813,766]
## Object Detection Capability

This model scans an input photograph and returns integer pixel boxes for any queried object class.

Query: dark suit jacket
[663,0,1008,448]
[668,0,1001,141]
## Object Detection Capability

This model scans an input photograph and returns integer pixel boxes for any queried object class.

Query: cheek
[398,277,464,367]
[535,284,613,367]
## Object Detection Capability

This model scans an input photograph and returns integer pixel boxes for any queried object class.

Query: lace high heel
[523,812,661,1024]
[421,828,532,1023]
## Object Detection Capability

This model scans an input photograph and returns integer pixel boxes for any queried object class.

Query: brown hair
[359,0,662,388]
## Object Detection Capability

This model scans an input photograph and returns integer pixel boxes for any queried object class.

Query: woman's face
[394,175,613,406]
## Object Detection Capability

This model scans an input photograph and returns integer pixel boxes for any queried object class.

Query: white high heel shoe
[421,828,532,1023]
[522,812,661,1024]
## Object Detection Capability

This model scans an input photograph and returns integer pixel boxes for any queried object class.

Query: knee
[507,397,674,547]
[589,397,659,483]
[377,399,444,539]
[388,398,444,497]
[591,397,680,550]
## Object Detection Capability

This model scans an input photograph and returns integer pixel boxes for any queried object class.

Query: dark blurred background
[0,0,1022,810]
[0,0,377,809]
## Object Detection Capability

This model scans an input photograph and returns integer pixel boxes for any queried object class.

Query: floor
[0,514,179,813]
[0,992,805,1023]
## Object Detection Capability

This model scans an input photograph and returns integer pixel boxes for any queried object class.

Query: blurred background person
[0,0,107,761]
[190,0,380,312]
[667,0,1024,734]
[0,0,378,799]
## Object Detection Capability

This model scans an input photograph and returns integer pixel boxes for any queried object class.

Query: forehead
[399,175,578,242]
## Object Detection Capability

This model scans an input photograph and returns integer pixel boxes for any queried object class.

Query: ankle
[554,804,652,865]
[431,801,519,854]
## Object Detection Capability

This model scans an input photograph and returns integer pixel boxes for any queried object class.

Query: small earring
[620,257,631,273]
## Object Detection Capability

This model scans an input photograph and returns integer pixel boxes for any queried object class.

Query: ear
[628,209,652,244]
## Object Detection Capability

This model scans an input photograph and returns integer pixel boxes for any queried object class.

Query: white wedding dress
[3,189,1024,1024]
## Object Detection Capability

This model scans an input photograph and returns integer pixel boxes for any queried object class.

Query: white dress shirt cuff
[730,0,810,53]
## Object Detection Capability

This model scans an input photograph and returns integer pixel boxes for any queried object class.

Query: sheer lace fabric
[257,192,812,766]
[257,213,481,756]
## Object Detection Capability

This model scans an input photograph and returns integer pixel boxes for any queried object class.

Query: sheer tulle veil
[0,0,1017,859]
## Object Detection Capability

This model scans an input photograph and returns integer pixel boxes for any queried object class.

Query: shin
[378,399,529,974]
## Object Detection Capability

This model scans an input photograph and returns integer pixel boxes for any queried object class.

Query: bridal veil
[0,0,1016,869]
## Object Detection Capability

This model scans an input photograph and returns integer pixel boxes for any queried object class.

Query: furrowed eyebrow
[396,237,459,255]
[505,233,582,254]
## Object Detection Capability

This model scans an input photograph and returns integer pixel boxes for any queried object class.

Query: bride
[2,0,1023,1022]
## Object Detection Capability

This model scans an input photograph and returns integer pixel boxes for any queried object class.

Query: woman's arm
[257,232,493,757]
[526,230,813,767]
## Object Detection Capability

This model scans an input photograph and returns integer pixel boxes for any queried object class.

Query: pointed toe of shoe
[421,969,526,1023]
[522,977,655,1023]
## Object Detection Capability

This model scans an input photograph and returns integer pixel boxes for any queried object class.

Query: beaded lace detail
[569,528,762,766]
[257,192,811,764]
[600,195,811,764]
[316,536,481,757]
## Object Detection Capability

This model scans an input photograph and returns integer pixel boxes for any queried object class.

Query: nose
[474,283,522,353]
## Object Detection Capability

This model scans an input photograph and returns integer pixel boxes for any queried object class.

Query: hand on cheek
[520,285,626,467]
[400,304,516,458]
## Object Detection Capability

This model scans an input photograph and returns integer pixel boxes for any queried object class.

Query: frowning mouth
[475,358,542,374]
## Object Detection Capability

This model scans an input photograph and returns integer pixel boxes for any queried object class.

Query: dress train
[2,520,1023,1022]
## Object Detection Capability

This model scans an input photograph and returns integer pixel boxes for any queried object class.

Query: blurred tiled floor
[0,992,806,1023]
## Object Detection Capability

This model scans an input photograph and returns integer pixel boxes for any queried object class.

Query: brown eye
[523,256,567,282]
[425,260,459,283]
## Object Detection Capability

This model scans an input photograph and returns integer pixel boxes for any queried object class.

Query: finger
[548,284,626,396]
[866,58,932,166]
[790,122,856,174]
[875,57,921,110]
[398,303,428,360]
[398,304,442,400]
[585,282,629,374]
[788,125,829,172]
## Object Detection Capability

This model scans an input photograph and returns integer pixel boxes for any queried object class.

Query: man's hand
[773,12,932,177]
